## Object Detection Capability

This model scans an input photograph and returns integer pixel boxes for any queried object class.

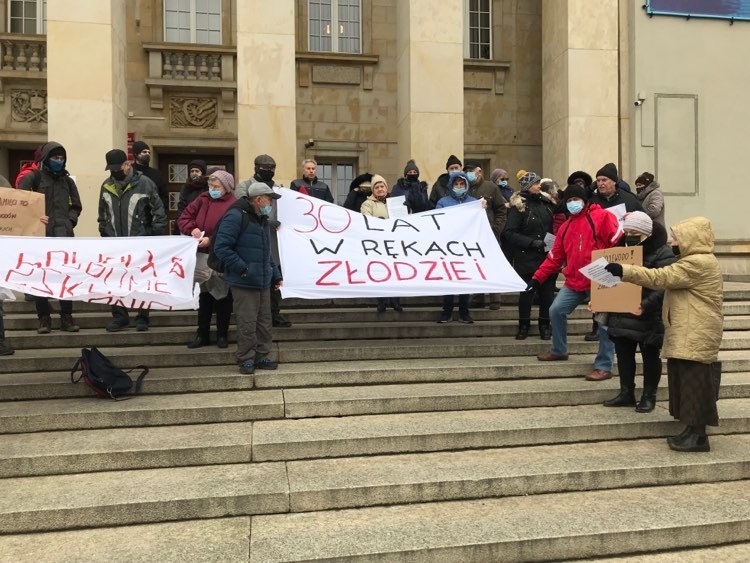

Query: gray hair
[302,158,317,168]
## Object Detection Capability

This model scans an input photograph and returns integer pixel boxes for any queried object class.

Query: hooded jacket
[98,170,167,237]
[621,217,723,363]
[18,141,82,237]
[636,181,665,228]
[178,191,238,253]
[533,203,621,292]
[290,176,334,203]
[503,190,555,276]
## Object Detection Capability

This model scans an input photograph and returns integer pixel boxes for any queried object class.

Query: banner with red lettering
[277,190,526,298]
[0,236,199,310]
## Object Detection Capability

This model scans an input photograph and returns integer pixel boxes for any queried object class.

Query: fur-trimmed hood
[510,189,554,213]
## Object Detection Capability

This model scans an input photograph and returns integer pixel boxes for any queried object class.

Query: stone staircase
[1,287,749,562]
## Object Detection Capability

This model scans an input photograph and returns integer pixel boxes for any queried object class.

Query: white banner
[277,191,526,298]
[0,236,199,310]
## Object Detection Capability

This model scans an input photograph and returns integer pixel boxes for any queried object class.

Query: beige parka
[621,216,723,364]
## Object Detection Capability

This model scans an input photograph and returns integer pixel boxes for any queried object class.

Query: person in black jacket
[391,160,430,214]
[131,141,169,212]
[290,159,334,202]
[588,163,642,213]
[504,171,556,340]
[343,172,373,213]
[429,154,463,209]
[604,211,676,412]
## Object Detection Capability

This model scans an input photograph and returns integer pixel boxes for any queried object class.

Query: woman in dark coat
[343,173,373,213]
[503,171,556,340]
[604,211,676,412]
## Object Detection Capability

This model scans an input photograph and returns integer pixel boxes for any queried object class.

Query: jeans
[549,286,614,371]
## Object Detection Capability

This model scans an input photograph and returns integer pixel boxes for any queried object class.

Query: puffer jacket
[503,190,555,276]
[636,181,665,228]
[18,141,82,237]
[607,223,676,346]
[621,217,723,363]
[178,191,237,253]
[212,198,281,290]
[360,195,389,219]
[533,203,621,292]
[436,192,478,209]
[98,171,167,237]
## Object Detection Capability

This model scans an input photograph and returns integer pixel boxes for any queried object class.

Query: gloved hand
[530,240,546,253]
[604,263,623,278]
[525,279,541,293]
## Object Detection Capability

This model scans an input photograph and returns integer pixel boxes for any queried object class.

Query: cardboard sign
[590,246,643,313]
[0,187,45,236]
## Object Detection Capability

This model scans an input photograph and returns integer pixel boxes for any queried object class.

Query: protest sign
[277,190,526,298]
[0,187,45,236]
[0,235,199,310]
[589,246,643,313]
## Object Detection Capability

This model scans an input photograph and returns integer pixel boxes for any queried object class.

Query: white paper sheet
[606,203,627,226]
[386,195,409,219]
[579,257,621,288]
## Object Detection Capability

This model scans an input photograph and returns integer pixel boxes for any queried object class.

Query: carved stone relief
[11,89,47,123]
[169,97,218,128]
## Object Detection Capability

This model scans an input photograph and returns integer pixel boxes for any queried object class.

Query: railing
[143,42,235,82]
[0,33,46,73]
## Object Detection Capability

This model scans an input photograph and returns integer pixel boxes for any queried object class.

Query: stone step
[597,543,750,561]
[252,398,750,461]
[0,421,253,478]
[0,435,748,534]
[247,480,750,562]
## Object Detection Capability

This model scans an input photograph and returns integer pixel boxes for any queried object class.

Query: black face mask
[671,245,681,256]
[406,175,418,182]
[624,236,642,247]
[112,170,127,181]
[257,168,275,183]
[137,155,150,166]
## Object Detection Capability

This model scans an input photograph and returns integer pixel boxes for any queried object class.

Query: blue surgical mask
[466,171,477,184]
[566,200,584,215]
[47,159,64,172]
[498,180,508,188]
[260,204,273,216]
[452,187,468,197]
[208,189,222,200]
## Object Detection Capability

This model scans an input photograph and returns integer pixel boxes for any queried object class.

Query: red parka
[178,191,237,253]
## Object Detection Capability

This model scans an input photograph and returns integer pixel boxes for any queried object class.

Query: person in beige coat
[605,217,723,452]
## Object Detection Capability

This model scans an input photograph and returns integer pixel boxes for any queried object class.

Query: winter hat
[519,171,541,191]
[132,141,149,156]
[403,160,419,177]
[540,178,552,185]
[623,211,653,236]
[189,159,207,175]
[563,184,588,202]
[635,172,655,188]
[596,162,618,183]
[490,168,507,183]
[254,154,276,167]
[371,174,388,191]
[516,169,527,181]
[209,170,235,193]
[567,171,593,188]
[445,154,462,169]
[448,171,470,189]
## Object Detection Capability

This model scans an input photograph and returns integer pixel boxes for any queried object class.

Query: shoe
[106,318,130,332]
[239,360,255,375]
[515,321,530,340]
[216,335,229,349]
[458,312,474,324]
[376,302,387,313]
[586,369,613,381]
[187,332,210,349]
[136,319,149,332]
[437,312,452,324]
[60,314,80,333]
[488,302,501,311]
[255,356,278,370]
[667,426,710,452]
[0,340,14,356]
[584,320,599,341]
[37,314,52,334]
[603,387,637,407]
[272,314,292,328]
[537,352,569,361]
[538,320,551,341]
[635,387,657,413]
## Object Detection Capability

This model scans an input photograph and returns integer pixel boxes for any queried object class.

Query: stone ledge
[296,51,380,90]
[463,59,511,95]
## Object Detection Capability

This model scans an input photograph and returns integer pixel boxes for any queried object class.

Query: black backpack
[71,347,148,400]
[207,207,252,273]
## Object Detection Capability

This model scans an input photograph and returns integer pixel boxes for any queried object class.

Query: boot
[538,318,551,340]
[0,340,14,356]
[37,314,52,334]
[60,314,80,333]
[187,330,210,349]
[584,319,599,341]
[603,385,636,407]
[515,320,530,340]
[214,295,232,349]
[635,386,657,413]
[667,425,710,452]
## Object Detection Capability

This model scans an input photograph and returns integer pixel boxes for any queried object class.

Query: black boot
[603,385,636,407]
[667,425,710,452]
[538,318,551,340]
[635,386,657,413]
[187,330,210,349]
[584,319,599,341]
[515,320,530,340]
[215,295,232,349]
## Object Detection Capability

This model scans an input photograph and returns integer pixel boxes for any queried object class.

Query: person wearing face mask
[236,154,291,328]
[213,183,283,375]
[602,211,676,412]
[344,172,374,213]
[605,217,723,452]
[633,171,665,229]
[131,141,169,213]
[176,159,209,230]
[491,168,514,204]
[429,155,463,209]
[528,184,621,381]
[19,141,83,334]
[290,159,334,202]
[98,149,167,332]
[391,160,430,214]
[178,170,238,348]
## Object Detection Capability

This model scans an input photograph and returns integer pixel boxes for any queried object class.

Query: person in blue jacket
[213,182,283,375]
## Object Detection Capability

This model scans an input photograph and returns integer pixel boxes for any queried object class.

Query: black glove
[525,279,541,293]
[530,240,546,253]
[604,263,623,278]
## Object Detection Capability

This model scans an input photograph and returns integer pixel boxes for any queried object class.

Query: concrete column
[46,0,128,236]
[396,0,464,185]
[542,0,619,184]
[236,0,297,185]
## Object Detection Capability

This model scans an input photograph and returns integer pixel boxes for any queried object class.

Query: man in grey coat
[634,172,665,229]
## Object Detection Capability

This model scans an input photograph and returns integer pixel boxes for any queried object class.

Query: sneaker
[136,319,149,332]
[37,315,52,334]
[106,318,130,332]
[0,340,14,356]
[437,312,452,324]
[458,312,474,324]
[60,314,80,333]
[256,356,279,370]
[239,360,255,375]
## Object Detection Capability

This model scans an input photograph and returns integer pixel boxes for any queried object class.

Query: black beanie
[566,170,592,188]
[189,159,207,175]
[596,163,618,183]
[404,160,419,177]
[563,184,587,202]
[635,172,655,188]
[445,154,462,169]
[132,141,149,156]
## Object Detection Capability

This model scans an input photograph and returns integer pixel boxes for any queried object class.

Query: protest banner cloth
[588,246,643,313]
[0,236,200,310]
[0,186,45,237]
[277,190,526,298]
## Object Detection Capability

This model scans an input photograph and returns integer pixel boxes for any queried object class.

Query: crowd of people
[0,143,725,452]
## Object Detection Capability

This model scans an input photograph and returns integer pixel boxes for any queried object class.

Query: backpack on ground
[70,347,148,400]
[207,207,251,273]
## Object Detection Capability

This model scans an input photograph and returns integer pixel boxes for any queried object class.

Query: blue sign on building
[646,0,750,21]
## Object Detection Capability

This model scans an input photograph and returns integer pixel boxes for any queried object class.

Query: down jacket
[621,217,723,363]
[178,191,237,253]
[636,181,665,228]
[98,171,166,237]
[503,190,555,276]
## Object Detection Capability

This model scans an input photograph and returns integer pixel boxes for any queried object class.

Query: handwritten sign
[277,190,526,298]
[0,236,199,310]
[589,246,643,313]
[0,187,45,236]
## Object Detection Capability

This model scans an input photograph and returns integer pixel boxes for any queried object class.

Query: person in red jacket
[526,183,621,380]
